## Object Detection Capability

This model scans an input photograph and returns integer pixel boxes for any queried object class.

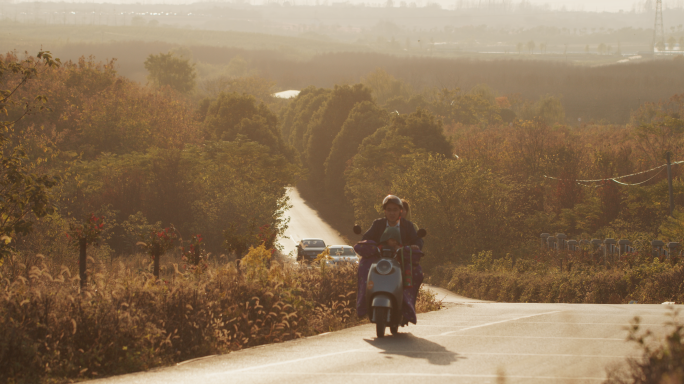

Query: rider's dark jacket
[361,218,423,250]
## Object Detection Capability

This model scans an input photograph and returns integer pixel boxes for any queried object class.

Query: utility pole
[653,0,665,52]
[666,151,674,216]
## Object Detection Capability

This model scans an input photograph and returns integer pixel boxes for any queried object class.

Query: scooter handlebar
[353,225,426,238]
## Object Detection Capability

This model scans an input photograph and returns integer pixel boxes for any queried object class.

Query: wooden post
[666,151,674,216]
[79,238,87,289]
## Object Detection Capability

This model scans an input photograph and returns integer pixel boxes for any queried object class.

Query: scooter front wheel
[375,307,388,338]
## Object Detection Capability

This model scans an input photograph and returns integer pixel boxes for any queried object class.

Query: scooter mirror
[353,225,362,235]
[417,228,427,238]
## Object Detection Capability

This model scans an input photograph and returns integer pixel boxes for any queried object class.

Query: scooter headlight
[375,259,393,275]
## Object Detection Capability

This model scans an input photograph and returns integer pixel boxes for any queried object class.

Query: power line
[611,167,666,186]
[543,159,683,185]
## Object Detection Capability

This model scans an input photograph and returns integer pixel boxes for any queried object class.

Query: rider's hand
[411,245,420,251]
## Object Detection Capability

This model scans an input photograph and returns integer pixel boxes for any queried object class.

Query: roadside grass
[605,308,684,384]
[432,250,684,304]
[0,245,440,383]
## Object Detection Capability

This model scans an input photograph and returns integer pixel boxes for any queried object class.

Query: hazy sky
[7,0,675,13]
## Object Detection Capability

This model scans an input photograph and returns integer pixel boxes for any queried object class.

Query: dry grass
[435,250,684,305]
[605,309,684,384]
[0,245,440,383]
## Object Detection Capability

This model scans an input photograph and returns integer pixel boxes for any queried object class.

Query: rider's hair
[401,199,412,221]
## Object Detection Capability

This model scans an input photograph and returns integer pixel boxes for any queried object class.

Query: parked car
[324,245,359,266]
[296,238,327,263]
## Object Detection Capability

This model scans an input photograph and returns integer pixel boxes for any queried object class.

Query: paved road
[92,286,681,384]
[277,187,347,258]
[90,190,681,384]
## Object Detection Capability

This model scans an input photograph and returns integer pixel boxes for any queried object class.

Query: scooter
[353,225,426,338]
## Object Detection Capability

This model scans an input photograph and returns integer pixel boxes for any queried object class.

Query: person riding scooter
[355,195,423,319]
[354,223,426,337]
[377,227,424,326]
[362,195,423,251]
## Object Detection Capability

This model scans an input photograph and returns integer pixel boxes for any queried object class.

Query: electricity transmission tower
[653,0,665,51]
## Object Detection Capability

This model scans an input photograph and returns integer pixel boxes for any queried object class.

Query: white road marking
[439,311,562,336]
[207,346,628,379]
[507,321,661,326]
[206,349,360,377]
[438,335,625,341]
[361,350,631,358]
[234,371,605,381]
[176,354,217,366]
[418,321,662,326]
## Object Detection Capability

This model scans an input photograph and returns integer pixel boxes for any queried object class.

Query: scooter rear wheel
[390,323,399,335]
[375,308,387,338]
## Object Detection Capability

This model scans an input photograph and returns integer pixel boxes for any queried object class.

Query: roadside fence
[540,232,681,265]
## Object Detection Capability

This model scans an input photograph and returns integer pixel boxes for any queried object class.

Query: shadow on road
[364,333,463,366]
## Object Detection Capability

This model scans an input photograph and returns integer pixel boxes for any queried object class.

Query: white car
[325,245,359,266]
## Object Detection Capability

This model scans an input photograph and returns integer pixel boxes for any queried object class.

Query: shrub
[439,258,684,304]
[0,251,440,382]
[605,309,684,384]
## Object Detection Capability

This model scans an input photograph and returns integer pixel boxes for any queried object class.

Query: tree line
[2,49,682,273]
[0,52,298,264]
[282,69,682,271]
[44,41,684,124]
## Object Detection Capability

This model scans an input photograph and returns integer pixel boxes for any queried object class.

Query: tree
[144,52,196,93]
[345,128,417,227]
[324,101,388,197]
[527,40,536,54]
[392,155,523,266]
[303,84,372,186]
[183,140,296,253]
[392,108,452,157]
[281,87,331,151]
[518,95,566,125]
[668,36,677,51]
[598,43,606,55]
[660,208,684,240]
[430,87,500,126]
[73,79,202,158]
[344,108,452,227]
[0,52,61,260]
[384,94,428,115]
[536,95,566,125]
[202,93,294,160]
[361,68,411,106]
[630,94,684,167]
[199,75,275,102]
